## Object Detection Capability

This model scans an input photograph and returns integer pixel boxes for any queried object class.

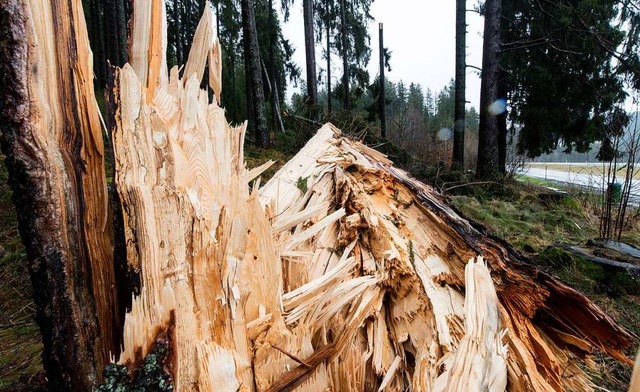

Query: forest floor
[0,142,639,391]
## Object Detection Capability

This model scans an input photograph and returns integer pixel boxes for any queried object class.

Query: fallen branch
[554,243,640,274]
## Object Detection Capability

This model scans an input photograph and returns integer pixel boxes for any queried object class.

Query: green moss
[296,176,309,194]
[96,338,173,392]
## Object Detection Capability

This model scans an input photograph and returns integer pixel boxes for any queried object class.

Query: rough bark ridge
[303,0,318,106]
[453,0,466,168]
[0,0,119,390]
[241,0,270,147]
[340,0,350,110]
[477,0,502,178]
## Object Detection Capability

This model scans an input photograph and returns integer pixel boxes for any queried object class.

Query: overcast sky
[280,1,485,110]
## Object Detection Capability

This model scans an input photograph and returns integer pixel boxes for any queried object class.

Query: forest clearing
[1,0,640,391]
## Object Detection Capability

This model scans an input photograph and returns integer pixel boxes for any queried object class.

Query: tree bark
[183,0,192,60]
[326,12,332,115]
[88,0,107,86]
[0,0,120,390]
[103,0,127,66]
[340,0,349,110]
[241,0,270,147]
[476,0,502,179]
[303,0,318,107]
[379,23,386,138]
[453,0,466,169]
[268,0,282,134]
[116,0,128,65]
[497,72,508,174]
[174,0,183,65]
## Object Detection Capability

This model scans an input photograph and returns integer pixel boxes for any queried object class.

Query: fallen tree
[0,0,637,391]
[109,3,634,391]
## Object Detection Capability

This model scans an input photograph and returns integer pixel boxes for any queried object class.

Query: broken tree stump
[0,0,120,390]
[1,0,635,391]
[108,4,633,391]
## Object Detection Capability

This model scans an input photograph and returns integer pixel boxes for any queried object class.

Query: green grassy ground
[450,179,640,390]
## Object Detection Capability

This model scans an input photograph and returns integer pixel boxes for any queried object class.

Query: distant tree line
[82,0,640,178]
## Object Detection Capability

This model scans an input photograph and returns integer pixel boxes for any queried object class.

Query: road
[519,165,640,206]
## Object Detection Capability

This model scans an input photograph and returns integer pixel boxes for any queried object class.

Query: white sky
[280,1,485,110]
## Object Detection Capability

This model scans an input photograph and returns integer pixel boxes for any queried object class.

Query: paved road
[520,166,640,206]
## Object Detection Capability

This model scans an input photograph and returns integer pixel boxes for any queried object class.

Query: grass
[450,181,602,251]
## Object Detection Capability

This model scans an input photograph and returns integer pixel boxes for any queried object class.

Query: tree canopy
[501,0,640,158]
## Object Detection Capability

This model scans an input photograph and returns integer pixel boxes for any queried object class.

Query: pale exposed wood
[109,5,635,392]
[630,349,640,392]
[184,3,215,84]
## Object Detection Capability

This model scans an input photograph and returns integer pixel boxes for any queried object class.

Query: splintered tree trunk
[109,6,633,391]
[0,0,119,390]
[1,2,636,391]
[477,0,502,179]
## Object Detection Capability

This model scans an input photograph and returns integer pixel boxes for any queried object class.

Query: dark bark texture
[174,0,183,65]
[378,23,386,138]
[326,15,332,115]
[476,0,502,178]
[453,0,466,168]
[0,0,119,390]
[340,0,349,110]
[303,0,318,106]
[241,0,270,147]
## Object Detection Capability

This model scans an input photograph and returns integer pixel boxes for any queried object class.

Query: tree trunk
[116,0,128,65]
[340,0,349,110]
[476,0,502,179]
[453,0,466,169]
[1,3,636,392]
[268,0,282,134]
[303,0,318,107]
[241,0,270,147]
[379,23,386,138]
[326,14,332,116]
[174,0,183,65]
[183,0,192,60]
[0,0,120,390]
[104,0,121,66]
[88,0,107,86]
[497,72,508,174]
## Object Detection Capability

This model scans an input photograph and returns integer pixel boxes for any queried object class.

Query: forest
[1,0,640,391]
[80,0,640,173]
